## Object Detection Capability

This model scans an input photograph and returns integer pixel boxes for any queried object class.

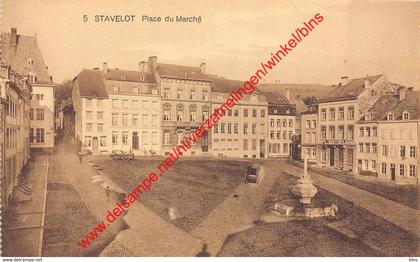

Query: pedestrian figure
[78,151,84,163]
[105,186,111,203]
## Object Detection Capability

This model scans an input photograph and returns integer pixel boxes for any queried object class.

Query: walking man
[78,151,84,163]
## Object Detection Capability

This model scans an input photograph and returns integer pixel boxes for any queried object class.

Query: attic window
[27,59,33,67]
[403,111,410,120]
[387,113,394,121]
[141,77,145,81]
[121,75,126,80]
[365,113,371,121]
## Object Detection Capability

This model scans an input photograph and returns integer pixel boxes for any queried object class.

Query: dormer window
[27,73,36,83]
[365,113,371,121]
[27,59,33,67]
[151,88,158,95]
[403,111,410,120]
[121,75,126,80]
[387,113,394,121]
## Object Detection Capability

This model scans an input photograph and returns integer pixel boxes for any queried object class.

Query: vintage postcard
[0,0,419,260]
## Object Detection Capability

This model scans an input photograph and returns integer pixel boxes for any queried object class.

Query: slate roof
[320,75,383,102]
[262,91,292,105]
[157,63,210,81]
[75,69,108,98]
[0,32,52,84]
[359,94,399,122]
[103,68,155,83]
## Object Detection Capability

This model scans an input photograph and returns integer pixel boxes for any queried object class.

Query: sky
[3,0,420,88]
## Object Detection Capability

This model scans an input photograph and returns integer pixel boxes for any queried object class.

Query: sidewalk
[284,162,420,238]
[3,154,49,257]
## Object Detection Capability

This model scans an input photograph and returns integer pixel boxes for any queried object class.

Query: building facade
[210,77,268,159]
[301,108,318,162]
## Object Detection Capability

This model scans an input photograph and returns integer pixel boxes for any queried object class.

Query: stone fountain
[292,157,318,204]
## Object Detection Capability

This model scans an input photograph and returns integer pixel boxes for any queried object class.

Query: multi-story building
[151,57,212,156]
[376,88,419,184]
[210,77,268,158]
[73,63,161,155]
[263,92,296,158]
[317,75,393,173]
[301,107,318,163]
[0,64,31,208]
[1,28,56,150]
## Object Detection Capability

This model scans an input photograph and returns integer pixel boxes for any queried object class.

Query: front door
[329,147,335,166]
[391,163,396,180]
[92,137,98,155]
[132,132,139,150]
[202,132,208,152]
[260,139,265,158]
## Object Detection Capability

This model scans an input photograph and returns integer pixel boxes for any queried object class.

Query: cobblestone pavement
[3,154,48,257]
[281,162,420,239]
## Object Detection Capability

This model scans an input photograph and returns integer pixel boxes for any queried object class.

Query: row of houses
[71,58,296,159]
[0,28,55,208]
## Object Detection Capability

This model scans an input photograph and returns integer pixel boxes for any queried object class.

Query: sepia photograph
[0,0,419,260]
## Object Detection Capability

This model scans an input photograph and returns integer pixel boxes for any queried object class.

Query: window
[97,123,104,132]
[321,127,326,140]
[277,131,281,139]
[359,143,364,153]
[270,119,274,127]
[365,113,371,121]
[189,90,196,100]
[122,114,128,126]
[261,110,265,117]
[329,126,335,139]
[234,124,238,134]
[372,143,377,153]
[86,123,93,132]
[164,110,170,121]
[282,119,287,127]
[36,128,45,143]
[228,110,232,116]
[190,111,196,121]
[36,109,44,120]
[410,146,416,157]
[306,120,311,129]
[202,91,208,100]
[338,107,344,120]
[151,132,158,145]
[400,165,405,176]
[177,110,183,121]
[338,126,344,140]
[132,114,139,126]
[244,109,248,117]
[321,109,326,120]
[379,163,387,175]
[277,119,281,127]
[306,132,311,143]
[100,136,107,147]
[252,139,257,150]
[234,110,239,117]
[403,111,410,120]
[348,149,354,164]
[228,123,232,134]
[86,111,92,120]
[252,109,257,117]
[132,100,139,108]
[283,131,287,139]
[164,89,170,98]
[372,160,376,171]
[348,126,354,140]
[365,143,370,153]
[366,127,371,137]
[359,127,364,137]
[260,124,265,134]
[122,132,128,145]
[163,131,170,145]
[30,109,34,120]
[409,165,416,177]
[202,110,209,121]
[270,131,274,139]
[289,119,293,127]
[112,114,118,126]
[289,131,293,138]
[243,139,248,150]
[214,124,218,134]
[30,128,34,143]
[221,123,225,134]
[97,111,104,120]
[372,127,377,137]
[312,120,316,128]
[112,99,119,108]
[348,107,354,120]
[382,145,388,157]
[84,136,92,146]
[329,108,335,120]
[252,124,257,134]
[243,123,248,134]
[112,132,118,145]
[177,89,183,99]
[122,100,129,108]
[387,113,394,120]
[400,146,406,158]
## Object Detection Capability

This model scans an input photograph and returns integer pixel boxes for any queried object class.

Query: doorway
[92,137,98,155]
[390,163,396,181]
[260,139,265,158]
[329,147,335,166]
[132,132,139,150]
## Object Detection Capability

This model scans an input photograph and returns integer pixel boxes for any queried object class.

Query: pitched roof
[320,75,382,102]
[262,91,292,105]
[382,91,420,120]
[0,32,52,84]
[359,94,399,122]
[103,68,155,83]
[75,69,108,98]
[157,63,210,81]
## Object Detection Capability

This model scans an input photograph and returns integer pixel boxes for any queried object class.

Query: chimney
[139,61,146,72]
[398,86,407,101]
[286,89,290,101]
[200,62,206,74]
[10,28,17,47]
[148,56,157,75]
[364,78,371,89]
[340,76,349,86]
[102,62,108,73]
[50,76,53,82]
